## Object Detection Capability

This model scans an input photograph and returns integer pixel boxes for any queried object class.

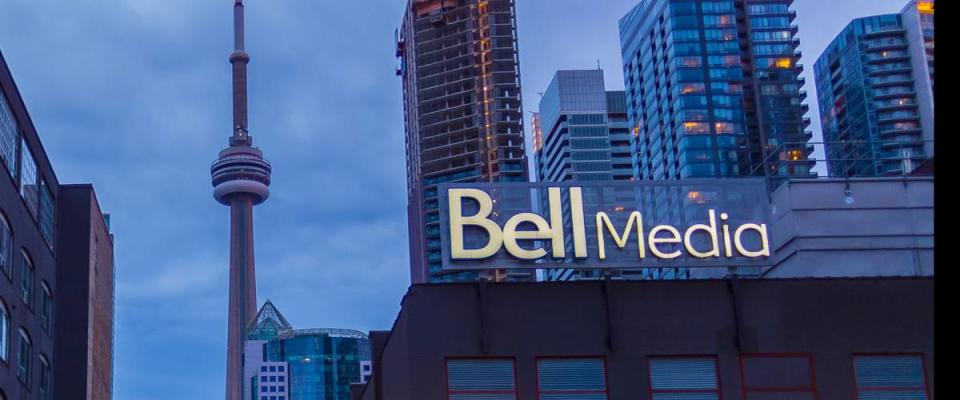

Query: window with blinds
[648,357,720,400]
[446,358,516,400]
[740,354,816,400]
[854,354,929,400]
[536,357,608,399]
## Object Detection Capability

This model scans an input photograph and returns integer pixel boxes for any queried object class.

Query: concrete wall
[764,177,933,277]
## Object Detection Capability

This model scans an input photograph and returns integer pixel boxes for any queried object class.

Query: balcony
[874,101,917,111]
[866,53,910,63]
[874,88,915,99]
[878,126,922,137]
[872,77,914,87]
[865,40,909,51]
[877,113,920,123]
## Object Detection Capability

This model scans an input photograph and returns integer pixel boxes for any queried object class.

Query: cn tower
[210,1,272,399]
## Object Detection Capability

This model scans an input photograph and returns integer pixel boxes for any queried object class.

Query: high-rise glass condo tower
[814,1,934,177]
[397,0,529,284]
[210,1,272,399]
[619,0,813,184]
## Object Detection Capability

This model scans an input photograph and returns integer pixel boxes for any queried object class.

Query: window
[0,301,8,362]
[0,89,17,179]
[676,56,703,68]
[680,83,706,95]
[39,355,51,400]
[750,17,790,28]
[703,14,736,27]
[536,357,607,399]
[740,354,816,400]
[40,282,53,334]
[39,179,54,250]
[0,214,11,279]
[648,357,720,400]
[752,31,792,43]
[19,139,38,219]
[446,358,516,399]
[20,251,34,307]
[682,122,711,134]
[702,1,735,13]
[672,30,701,42]
[853,354,929,399]
[16,329,31,384]
[748,4,790,14]
[704,29,737,41]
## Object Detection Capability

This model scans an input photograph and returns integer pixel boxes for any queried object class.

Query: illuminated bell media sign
[438,180,773,271]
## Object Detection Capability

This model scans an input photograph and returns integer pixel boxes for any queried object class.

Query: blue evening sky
[0,0,909,398]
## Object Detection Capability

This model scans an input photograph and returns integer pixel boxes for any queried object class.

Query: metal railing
[753,140,934,187]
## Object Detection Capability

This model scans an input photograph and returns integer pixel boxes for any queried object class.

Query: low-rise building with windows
[353,277,932,399]
[1,49,114,400]
[244,301,372,400]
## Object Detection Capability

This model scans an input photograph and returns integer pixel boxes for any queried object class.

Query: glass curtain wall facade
[619,0,812,186]
[535,70,638,282]
[264,330,372,400]
[397,0,530,284]
[245,302,371,400]
[536,70,633,183]
[813,2,934,177]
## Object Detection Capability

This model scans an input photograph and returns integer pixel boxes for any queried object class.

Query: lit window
[681,83,705,94]
[682,122,710,134]
[780,150,804,161]
[715,122,735,134]
[917,2,934,14]
[775,58,792,68]
[688,191,704,203]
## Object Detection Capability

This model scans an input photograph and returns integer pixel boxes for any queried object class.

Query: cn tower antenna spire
[230,0,252,146]
[212,1,272,399]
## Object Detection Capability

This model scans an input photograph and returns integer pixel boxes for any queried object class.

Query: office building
[534,70,636,282]
[396,0,530,284]
[245,300,292,400]
[354,277,933,400]
[209,1,273,398]
[813,0,934,177]
[1,50,114,400]
[619,0,813,183]
[244,301,371,400]
[53,185,115,400]
[535,70,633,183]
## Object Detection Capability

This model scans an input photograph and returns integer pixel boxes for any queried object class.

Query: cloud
[1,0,914,398]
